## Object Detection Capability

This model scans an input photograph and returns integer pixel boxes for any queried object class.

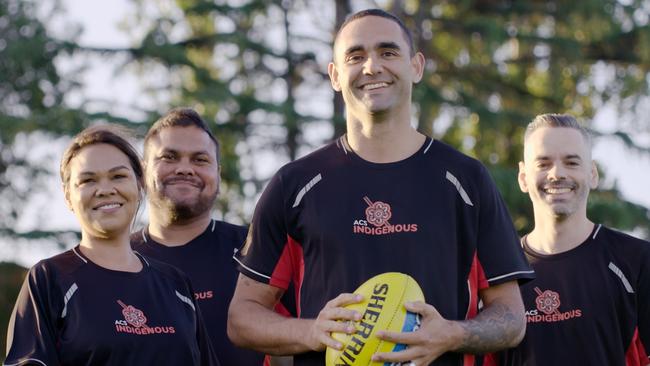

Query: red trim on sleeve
[270,235,304,317]
[475,258,489,291]
[466,252,488,319]
[626,327,649,366]
[463,252,488,366]
[463,354,476,366]
[273,302,292,317]
[482,353,498,366]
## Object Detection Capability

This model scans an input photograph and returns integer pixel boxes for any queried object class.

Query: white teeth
[364,82,388,90]
[97,203,121,210]
[545,188,571,194]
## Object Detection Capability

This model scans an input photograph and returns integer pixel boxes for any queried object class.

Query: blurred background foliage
[2,0,650,356]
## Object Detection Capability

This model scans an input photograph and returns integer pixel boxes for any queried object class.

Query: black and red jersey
[235,136,534,366]
[4,246,219,366]
[132,220,269,366]
[490,225,650,366]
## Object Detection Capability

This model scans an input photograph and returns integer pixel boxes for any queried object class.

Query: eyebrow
[159,148,211,156]
[564,154,582,160]
[343,41,402,57]
[78,165,130,176]
[377,41,401,50]
[344,45,364,56]
[534,154,583,161]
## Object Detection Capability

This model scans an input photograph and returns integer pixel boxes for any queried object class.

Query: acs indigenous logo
[364,196,392,227]
[114,300,175,335]
[118,300,148,327]
[525,287,582,323]
[352,196,418,236]
[534,288,561,315]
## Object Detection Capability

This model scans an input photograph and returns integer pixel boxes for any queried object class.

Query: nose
[547,163,567,181]
[175,159,195,176]
[95,180,117,197]
[362,54,383,75]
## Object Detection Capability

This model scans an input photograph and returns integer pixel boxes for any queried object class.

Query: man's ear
[327,62,341,92]
[589,160,599,189]
[216,164,222,196]
[411,52,425,83]
[140,159,150,194]
[517,161,529,193]
[63,184,73,211]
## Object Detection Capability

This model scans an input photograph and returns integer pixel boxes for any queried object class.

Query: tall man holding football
[228,9,534,366]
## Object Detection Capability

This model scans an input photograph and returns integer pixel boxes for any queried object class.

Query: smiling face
[144,126,219,222]
[327,15,424,119]
[518,127,599,221]
[65,143,140,239]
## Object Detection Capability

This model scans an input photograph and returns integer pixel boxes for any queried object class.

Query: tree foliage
[0,262,27,360]
[0,0,87,244]
[2,0,650,356]
[127,0,650,234]
[0,0,650,239]
[384,0,650,234]
[2,0,650,245]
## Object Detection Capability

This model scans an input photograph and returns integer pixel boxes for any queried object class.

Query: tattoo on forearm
[456,303,524,354]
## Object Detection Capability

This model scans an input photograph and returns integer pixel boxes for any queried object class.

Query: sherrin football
[325,272,424,366]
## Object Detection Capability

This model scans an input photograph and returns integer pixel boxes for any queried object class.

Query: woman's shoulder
[29,246,88,279]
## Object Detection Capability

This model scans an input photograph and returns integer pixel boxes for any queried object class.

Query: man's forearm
[453,300,525,354]
[228,298,314,355]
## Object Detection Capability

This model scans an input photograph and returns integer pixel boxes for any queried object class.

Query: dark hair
[144,107,220,163]
[524,113,592,148]
[334,8,415,57]
[60,125,143,188]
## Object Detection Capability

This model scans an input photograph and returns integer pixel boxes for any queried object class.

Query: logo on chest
[114,300,176,335]
[352,196,418,236]
[525,287,582,323]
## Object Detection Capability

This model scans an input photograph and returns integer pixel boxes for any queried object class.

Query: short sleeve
[5,263,62,366]
[235,171,292,289]
[475,165,534,287]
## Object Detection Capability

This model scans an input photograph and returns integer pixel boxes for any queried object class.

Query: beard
[149,178,218,223]
[537,180,589,220]
[166,194,216,222]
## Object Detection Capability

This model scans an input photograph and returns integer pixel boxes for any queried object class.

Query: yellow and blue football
[325,272,424,366]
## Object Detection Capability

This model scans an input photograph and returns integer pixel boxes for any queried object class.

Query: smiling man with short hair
[488,113,650,365]
[131,107,266,366]
[228,9,534,366]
